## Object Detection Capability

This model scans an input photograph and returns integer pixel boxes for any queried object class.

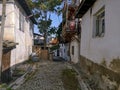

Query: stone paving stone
[16,61,68,90]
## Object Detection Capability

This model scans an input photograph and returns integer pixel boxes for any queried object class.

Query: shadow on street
[53,56,66,62]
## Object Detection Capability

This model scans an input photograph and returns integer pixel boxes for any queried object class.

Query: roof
[17,0,37,24]
[76,0,96,18]
[33,33,43,37]
[50,38,59,45]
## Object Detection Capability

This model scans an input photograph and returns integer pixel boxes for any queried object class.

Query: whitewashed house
[70,35,80,63]
[76,0,120,84]
[53,43,69,60]
[64,43,71,61]
[54,43,64,57]
[0,0,36,82]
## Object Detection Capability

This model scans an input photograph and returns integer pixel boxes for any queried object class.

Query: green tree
[26,0,63,49]
[56,22,62,41]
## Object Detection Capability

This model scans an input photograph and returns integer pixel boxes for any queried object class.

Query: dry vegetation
[62,69,81,90]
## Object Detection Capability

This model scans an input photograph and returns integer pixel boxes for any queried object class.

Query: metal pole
[0,0,7,81]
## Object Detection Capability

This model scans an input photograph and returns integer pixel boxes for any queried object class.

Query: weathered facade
[76,0,120,87]
[77,0,120,73]
[53,43,68,60]
[61,0,81,62]
[0,0,36,82]
[70,36,80,63]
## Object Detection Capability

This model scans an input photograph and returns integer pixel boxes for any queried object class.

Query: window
[30,22,33,36]
[72,46,74,55]
[19,12,24,32]
[93,7,105,37]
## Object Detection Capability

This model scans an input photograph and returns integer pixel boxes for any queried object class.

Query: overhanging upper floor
[76,0,96,18]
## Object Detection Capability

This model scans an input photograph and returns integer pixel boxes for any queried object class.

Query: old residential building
[0,0,36,82]
[61,0,81,62]
[76,0,120,85]
[70,35,80,63]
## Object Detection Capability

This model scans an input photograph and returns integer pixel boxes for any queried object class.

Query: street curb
[8,65,33,90]
[72,64,92,90]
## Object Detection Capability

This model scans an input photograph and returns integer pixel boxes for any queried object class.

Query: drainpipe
[0,0,7,81]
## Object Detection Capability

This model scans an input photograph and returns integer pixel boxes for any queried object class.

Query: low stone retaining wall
[78,55,120,83]
[74,55,120,90]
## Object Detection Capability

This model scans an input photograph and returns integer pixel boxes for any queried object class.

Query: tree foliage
[26,0,63,48]
[26,0,63,30]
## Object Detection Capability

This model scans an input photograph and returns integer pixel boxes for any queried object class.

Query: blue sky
[34,13,62,34]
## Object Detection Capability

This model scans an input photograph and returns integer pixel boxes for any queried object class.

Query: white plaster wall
[53,43,66,60]
[59,44,66,58]
[81,0,120,66]
[64,43,70,61]
[0,2,16,67]
[0,1,33,69]
[70,39,79,63]
[0,2,15,41]
[53,50,57,56]
[53,48,58,56]
[10,1,33,67]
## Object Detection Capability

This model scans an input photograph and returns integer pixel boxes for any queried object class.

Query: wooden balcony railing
[62,19,80,42]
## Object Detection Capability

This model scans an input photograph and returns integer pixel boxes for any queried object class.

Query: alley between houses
[13,59,119,90]
[1,57,119,90]
[15,61,68,90]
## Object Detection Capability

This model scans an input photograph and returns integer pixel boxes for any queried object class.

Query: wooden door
[1,51,11,83]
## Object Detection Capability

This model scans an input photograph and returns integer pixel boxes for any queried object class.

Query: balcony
[62,0,81,42]
[62,19,80,42]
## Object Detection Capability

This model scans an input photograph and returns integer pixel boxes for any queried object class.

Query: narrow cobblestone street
[16,61,70,90]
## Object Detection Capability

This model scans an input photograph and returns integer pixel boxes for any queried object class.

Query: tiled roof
[50,38,59,45]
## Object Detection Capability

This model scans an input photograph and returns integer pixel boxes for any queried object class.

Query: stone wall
[77,55,120,84]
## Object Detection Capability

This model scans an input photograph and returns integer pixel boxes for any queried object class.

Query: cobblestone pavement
[16,61,69,90]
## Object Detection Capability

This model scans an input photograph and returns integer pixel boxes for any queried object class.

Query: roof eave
[17,0,37,24]
[75,0,96,18]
